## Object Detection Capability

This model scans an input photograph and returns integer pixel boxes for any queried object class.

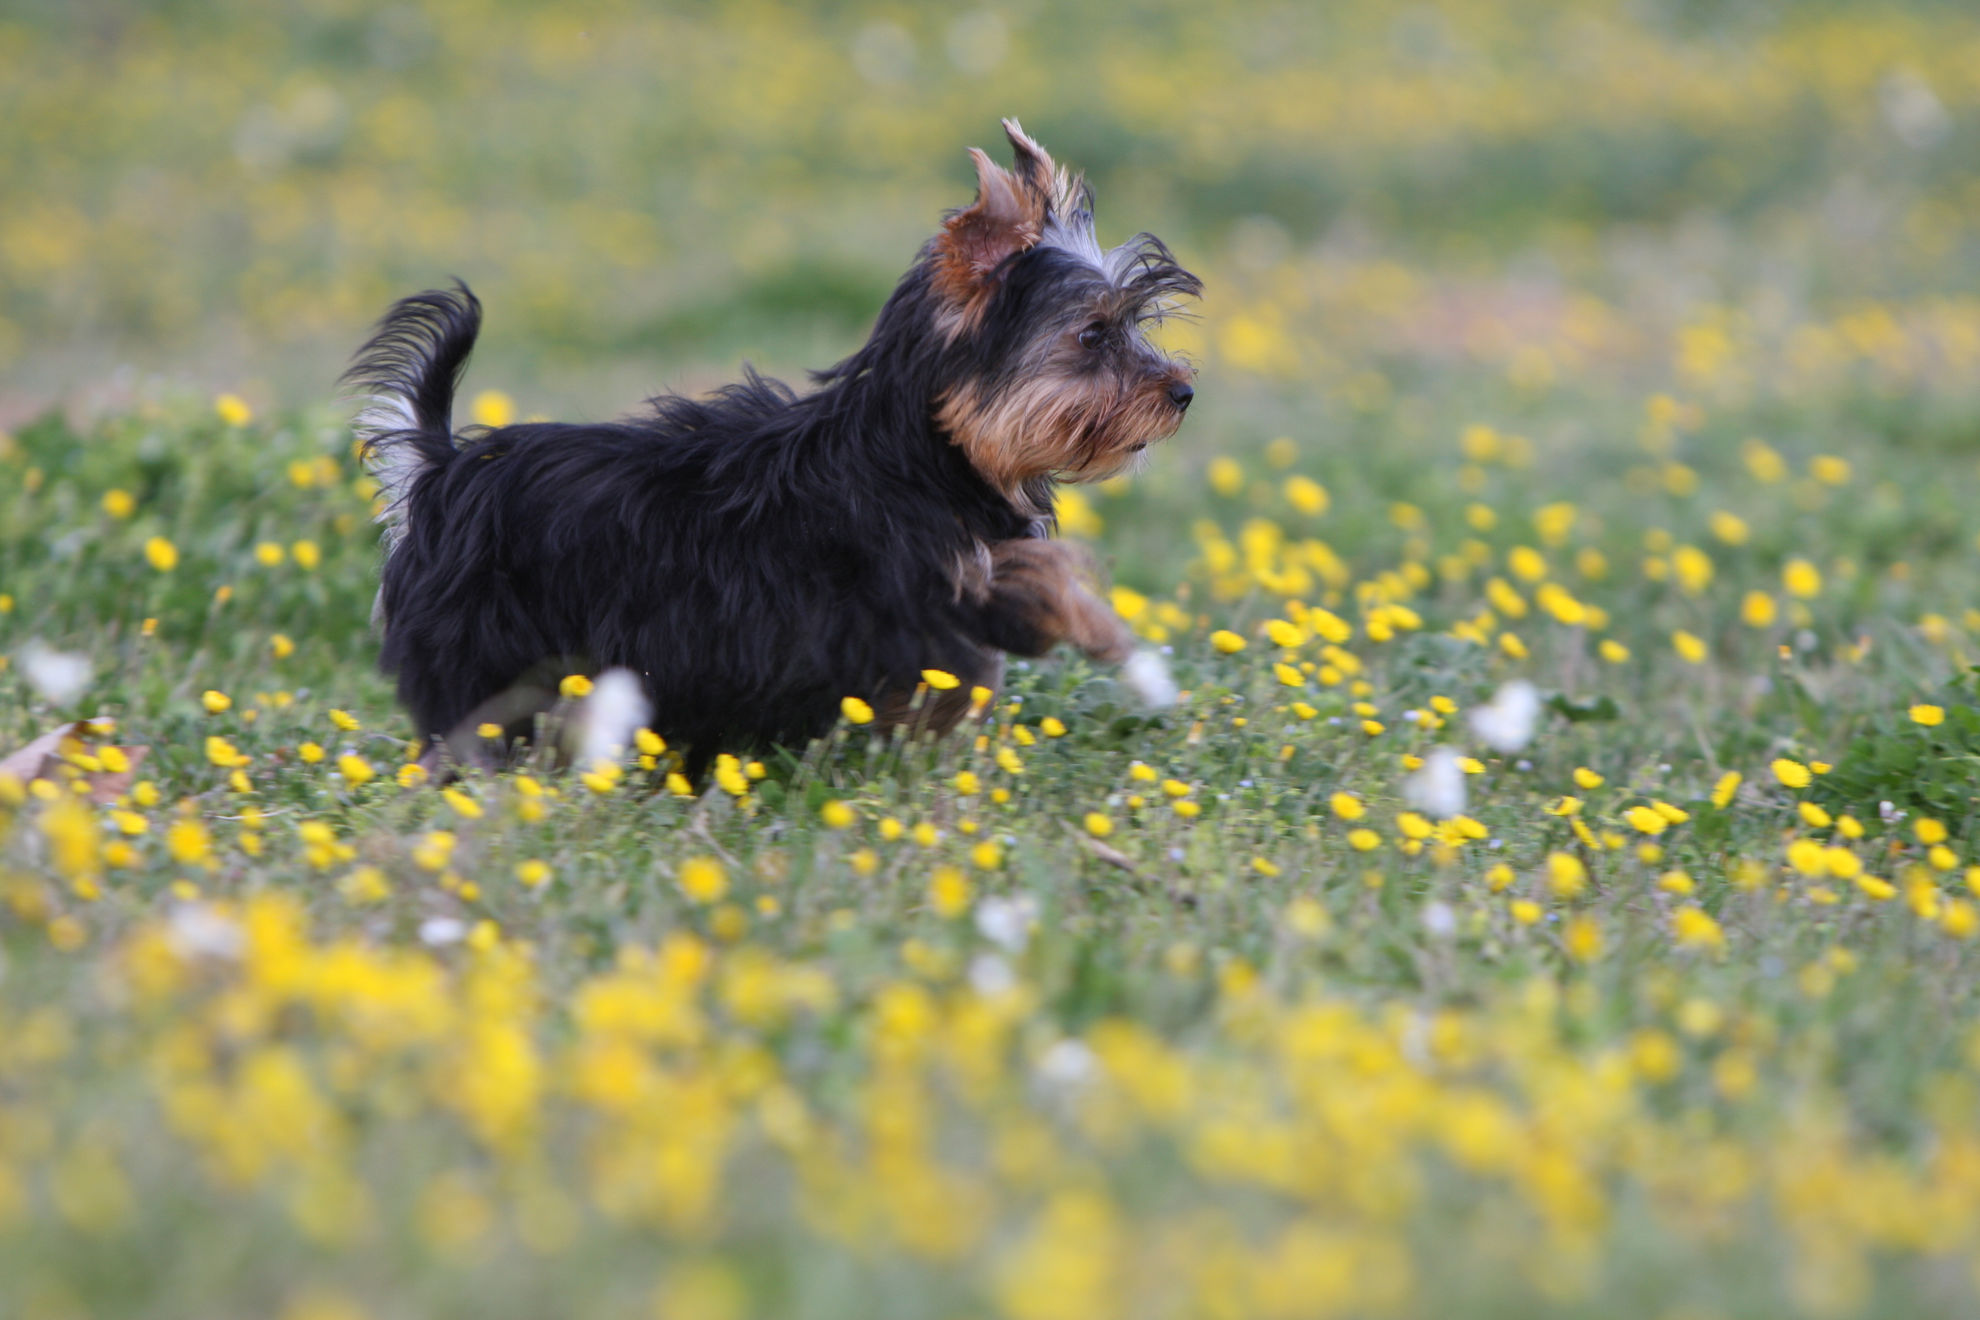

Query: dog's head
[927,120,1202,497]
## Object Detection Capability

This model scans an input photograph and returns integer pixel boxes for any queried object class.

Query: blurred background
[1,0,1977,427]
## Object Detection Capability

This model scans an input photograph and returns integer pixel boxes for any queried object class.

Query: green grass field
[6,2,1980,1318]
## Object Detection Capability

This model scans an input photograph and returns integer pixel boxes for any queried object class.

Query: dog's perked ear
[931,117,1081,318]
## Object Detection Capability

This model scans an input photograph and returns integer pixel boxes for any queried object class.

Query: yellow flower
[205,736,249,768]
[559,674,594,698]
[921,668,960,690]
[291,540,321,571]
[1546,852,1588,900]
[1209,630,1246,654]
[714,757,749,796]
[971,840,1004,869]
[144,537,179,571]
[329,709,361,732]
[1741,591,1777,628]
[443,788,483,819]
[1284,475,1328,516]
[1572,767,1603,790]
[678,857,727,904]
[200,689,232,714]
[1273,662,1305,688]
[1347,828,1380,852]
[1564,914,1604,961]
[298,741,324,764]
[1510,899,1542,925]
[1206,456,1242,496]
[1083,813,1113,838]
[1623,805,1668,835]
[470,390,515,428]
[953,771,980,796]
[516,860,551,888]
[1672,906,1725,952]
[270,633,295,659]
[1329,792,1364,820]
[102,489,135,519]
[1771,758,1811,789]
[1911,704,1946,727]
[336,754,375,788]
[1782,558,1822,599]
[820,800,855,829]
[1264,618,1306,648]
[1598,639,1630,663]
[841,696,875,725]
[166,819,211,865]
[214,393,253,426]
[1040,716,1067,738]
[1671,630,1707,664]
[255,541,285,566]
[927,866,972,918]
[1711,771,1741,808]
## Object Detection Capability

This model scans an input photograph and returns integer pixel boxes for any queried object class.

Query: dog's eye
[1077,321,1108,351]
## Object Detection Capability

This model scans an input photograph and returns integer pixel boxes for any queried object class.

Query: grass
[7,2,1980,1318]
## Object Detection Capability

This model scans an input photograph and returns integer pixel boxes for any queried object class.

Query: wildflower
[928,866,972,917]
[1273,661,1305,687]
[1564,915,1604,961]
[298,742,324,764]
[1510,899,1542,925]
[820,800,855,829]
[1917,819,1948,845]
[291,540,321,571]
[443,788,483,819]
[1624,806,1668,834]
[1209,630,1246,654]
[1040,716,1067,737]
[336,754,375,788]
[1402,746,1467,819]
[214,393,253,426]
[1911,704,1946,727]
[921,668,960,690]
[329,709,361,732]
[1782,558,1822,598]
[954,771,980,796]
[714,756,749,796]
[1573,767,1604,790]
[270,633,295,659]
[1772,759,1811,789]
[165,820,211,865]
[678,857,727,904]
[971,840,1004,870]
[102,488,136,518]
[515,860,551,888]
[1546,852,1588,900]
[1284,475,1328,515]
[1347,828,1381,852]
[1711,771,1741,808]
[1083,813,1113,838]
[144,537,178,571]
[205,736,249,768]
[1741,591,1778,628]
[1330,792,1364,820]
[1599,639,1630,663]
[1469,679,1541,753]
[1672,906,1726,952]
[1672,630,1707,664]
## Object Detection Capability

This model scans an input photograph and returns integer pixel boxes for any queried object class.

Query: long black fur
[344,160,1198,779]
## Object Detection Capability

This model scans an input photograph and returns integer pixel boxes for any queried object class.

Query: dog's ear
[932,142,1049,306]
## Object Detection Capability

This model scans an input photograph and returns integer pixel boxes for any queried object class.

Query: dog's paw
[1121,649,1178,708]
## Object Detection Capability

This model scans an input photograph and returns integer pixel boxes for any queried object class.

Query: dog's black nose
[1169,382,1194,411]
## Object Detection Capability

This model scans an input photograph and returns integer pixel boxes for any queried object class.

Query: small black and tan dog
[345,120,1200,776]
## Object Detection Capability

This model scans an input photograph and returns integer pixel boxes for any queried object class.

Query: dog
[344,119,1200,779]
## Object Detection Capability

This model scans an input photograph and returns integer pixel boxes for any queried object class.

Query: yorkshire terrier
[345,120,1200,778]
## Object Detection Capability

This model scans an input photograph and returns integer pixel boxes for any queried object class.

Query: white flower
[20,640,91,705]
[1122,649,1178,707]
[974,895,1038,953]
[1421,900,1457,939]
[418,917,467,947]
[967,954,1016,997]
[1403,745,1468,819]
[1036,1038,1096,1090]
[167,905,243,961]
[1469,679,1540,753]
[573,667,651,767]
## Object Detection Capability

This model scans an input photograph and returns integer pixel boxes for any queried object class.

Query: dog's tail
[343,282,482,551]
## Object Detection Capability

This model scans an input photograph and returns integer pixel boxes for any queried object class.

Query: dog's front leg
[973,539,1178,707]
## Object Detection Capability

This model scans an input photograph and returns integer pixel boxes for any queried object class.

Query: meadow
[6,1,1980,1317]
